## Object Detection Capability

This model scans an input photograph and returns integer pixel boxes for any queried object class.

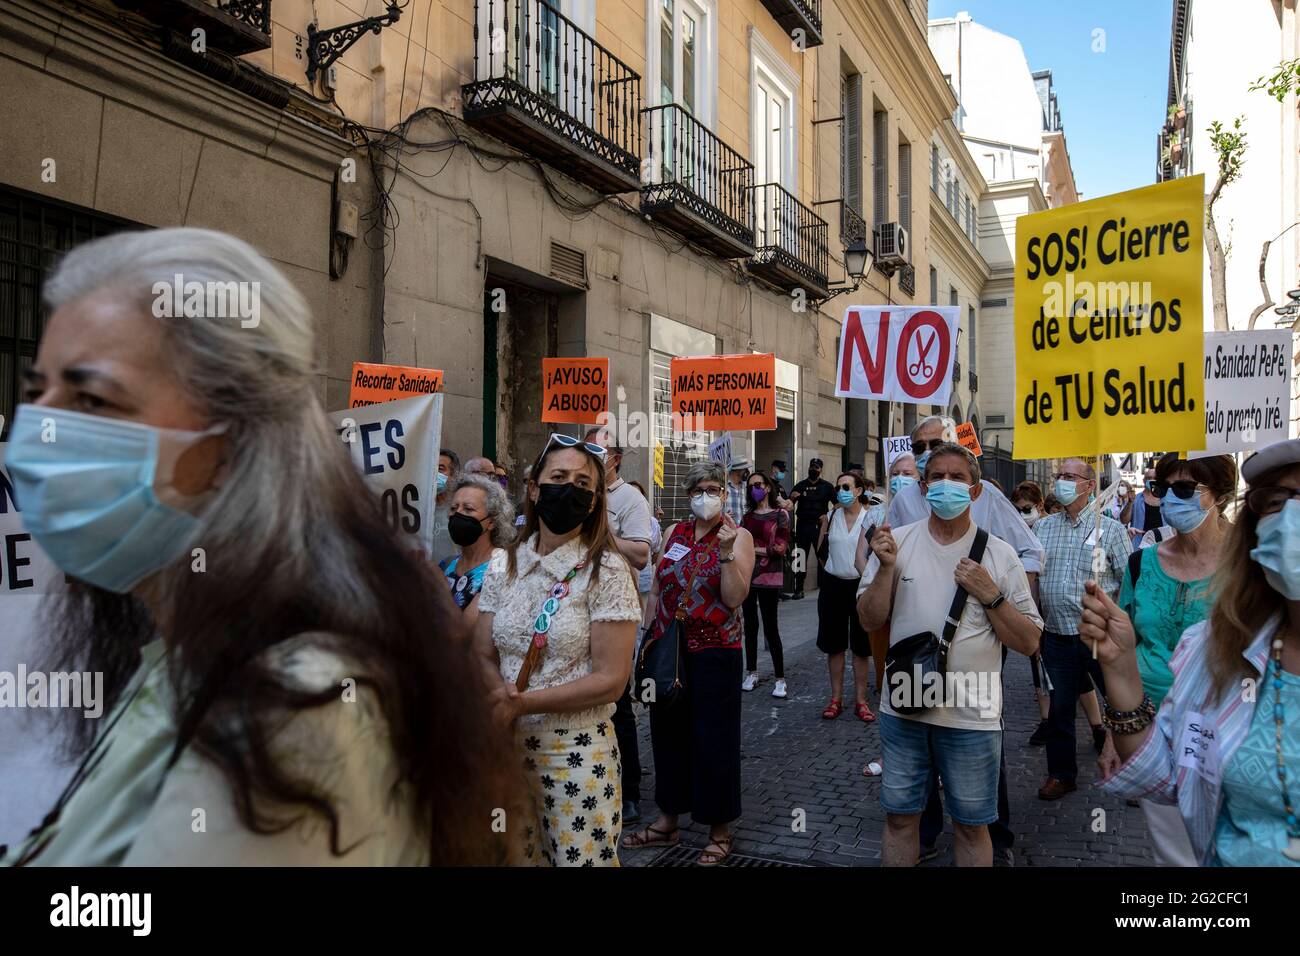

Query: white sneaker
[741,672,758,692]
[772,679,788,699]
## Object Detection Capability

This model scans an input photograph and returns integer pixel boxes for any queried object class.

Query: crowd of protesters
[2,228,1298,871]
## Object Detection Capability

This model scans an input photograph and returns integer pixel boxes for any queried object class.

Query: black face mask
[809,469,821,481]
[534,482,594,535]
[448,512,487,547]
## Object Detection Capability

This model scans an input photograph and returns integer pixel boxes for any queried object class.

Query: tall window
[931,144,940,191]
[872,107,888,228]
[898,139,912,253]
[929,266,938,305]
[968,305,977,369]
[652,0,714,122]
[841,72,863,217]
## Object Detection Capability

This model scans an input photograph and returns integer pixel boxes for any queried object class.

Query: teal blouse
[1213,660,1300,867]
[1118,546,1213,709]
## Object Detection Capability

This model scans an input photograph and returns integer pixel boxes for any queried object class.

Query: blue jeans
[1041,630,1107,783]
[879,713,1001,826]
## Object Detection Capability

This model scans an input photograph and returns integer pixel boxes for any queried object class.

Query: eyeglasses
[911,437,946,455]
[1245,486,1300,516]
[1053,472,1091,483]
[692,487,724,499]
[1016,505,1037,514]
[541,432,606,462]
[1152,480,1207,501]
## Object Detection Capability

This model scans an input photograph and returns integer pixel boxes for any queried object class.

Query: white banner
[708,432,733,466]
[329,393,443,558]
[884,434,913,470]
[1192,330,1292,458]
[835,305,960,407]
[0,444,62,595]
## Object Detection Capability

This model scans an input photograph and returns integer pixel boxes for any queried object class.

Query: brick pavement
[622,591,1154,867]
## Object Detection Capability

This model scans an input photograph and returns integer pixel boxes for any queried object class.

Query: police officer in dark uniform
[789,457,835,599]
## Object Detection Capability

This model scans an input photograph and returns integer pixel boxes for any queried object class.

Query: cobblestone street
[625,592,1155,867]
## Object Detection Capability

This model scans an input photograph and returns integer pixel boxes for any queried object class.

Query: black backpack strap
[1152,528,1164,543]
[1127,547,1144,590]
[942,528,989,646]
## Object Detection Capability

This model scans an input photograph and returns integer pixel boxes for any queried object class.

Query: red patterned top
[652,519,742,653]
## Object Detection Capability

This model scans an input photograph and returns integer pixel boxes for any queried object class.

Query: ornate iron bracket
[306,2,403,85]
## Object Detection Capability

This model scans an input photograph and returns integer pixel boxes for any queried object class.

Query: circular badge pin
[455,575,469,593]
[533,611,551,634]
[542,596,560,616]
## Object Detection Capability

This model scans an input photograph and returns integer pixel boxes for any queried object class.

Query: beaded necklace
[1270,637,1300,861]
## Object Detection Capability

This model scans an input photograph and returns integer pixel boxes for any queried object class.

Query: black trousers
[792,525,819,592]
[742,587,784,678]
[1041,631,1108,782]
[611,682,641,803]
[649,648,743,825]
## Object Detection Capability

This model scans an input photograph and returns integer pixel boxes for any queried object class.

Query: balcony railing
[748,183,829,296]
[115,0,271,53]
[758,0,823,47]
[641,104,755,259]
[897,262,915,297]
[463,0,642,193]
[952,360,962,384]
[839,204,866,244]
[969,369,979,394]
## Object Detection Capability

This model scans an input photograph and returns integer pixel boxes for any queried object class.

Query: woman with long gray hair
[441,472,516,632]
[1,227,518,866]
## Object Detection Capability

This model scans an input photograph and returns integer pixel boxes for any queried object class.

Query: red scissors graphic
[908,331,936,378]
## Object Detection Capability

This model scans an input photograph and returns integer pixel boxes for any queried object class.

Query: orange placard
[955,421,983,457]
[349,362,444,408]
[670,353,777,431]
[541,357,609,425]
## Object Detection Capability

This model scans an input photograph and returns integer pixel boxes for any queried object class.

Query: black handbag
[635,559,701,709]
[883,528,989,715]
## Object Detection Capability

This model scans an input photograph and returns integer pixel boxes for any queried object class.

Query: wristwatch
[982,592,1006,610]
[719,551,735,564]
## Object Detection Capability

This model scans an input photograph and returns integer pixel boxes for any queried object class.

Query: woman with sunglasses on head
[473,433,642,866]
[1112,452,1237,865]
[622,460,755,865]
[1083,438,1300,866]
[741,471,791,697]
[815,471,878,722]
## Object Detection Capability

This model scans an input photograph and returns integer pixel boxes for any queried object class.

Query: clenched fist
[871,524,898,567]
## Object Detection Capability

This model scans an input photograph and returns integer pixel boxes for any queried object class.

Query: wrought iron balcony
[969,369,979,393]
[839,204,866,245]
[116,0,271,54]
[952,360,962,384]
[463,0,642,194]
[641,104,755,259]
[757,0,823,48]
[748,183,828,297]
[897,262,915,297]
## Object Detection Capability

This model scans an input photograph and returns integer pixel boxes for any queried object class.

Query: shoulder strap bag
[635,550,703,709]
[883,528,989,715]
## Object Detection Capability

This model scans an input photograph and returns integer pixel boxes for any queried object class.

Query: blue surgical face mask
[1054,479,1080,506]
[437,472,448,494]
[1161,490,1211,534]
[836,489,856,506]
[1250,499,1300,600]
[890,475,917,496]
[914,451,931,475]
[4,404,222,594]
[925,479,972,520]
[772,470,785,482]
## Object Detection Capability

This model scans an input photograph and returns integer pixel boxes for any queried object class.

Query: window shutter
[842,74,862,214]
[873,109,888,227]
[898,141,911,249]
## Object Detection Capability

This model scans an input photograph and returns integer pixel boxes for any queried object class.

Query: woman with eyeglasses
[740,471,791,697]
[1083,437,1300,866]
[440,474,516,632]
[473,433,642,866]
[622,460,755,866]
[815,471,878,722]
[1109,452,1237,865]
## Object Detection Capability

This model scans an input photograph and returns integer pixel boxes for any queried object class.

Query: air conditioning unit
[875,222,909,272]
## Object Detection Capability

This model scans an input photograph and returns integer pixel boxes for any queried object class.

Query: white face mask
[690,492,723,521]
[1021,507,1041,527]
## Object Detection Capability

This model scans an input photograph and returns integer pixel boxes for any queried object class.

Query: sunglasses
[1245,486,1300,516]
[541,432,606,463]
[1016,505,1037,514]
[1152,480,1206,501]
[837,483,858,492]
[911,437,946,455]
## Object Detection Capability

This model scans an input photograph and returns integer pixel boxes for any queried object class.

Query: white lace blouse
[479,534,642,730]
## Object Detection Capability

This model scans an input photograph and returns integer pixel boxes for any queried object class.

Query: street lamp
[817,238,875,305]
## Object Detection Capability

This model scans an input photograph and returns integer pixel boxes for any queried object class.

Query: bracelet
[1103,695,1156,735]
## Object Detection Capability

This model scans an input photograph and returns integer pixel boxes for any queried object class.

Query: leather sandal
[855,701,876,722]
[620,823,680,849]
[821,698,843,720]
[697,834,734,867]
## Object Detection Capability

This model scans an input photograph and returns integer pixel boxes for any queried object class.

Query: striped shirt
[1102,618,1278,865]
[1033,504,1130,634]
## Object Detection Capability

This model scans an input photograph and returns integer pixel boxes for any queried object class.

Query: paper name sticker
[663,543,692,563]
[1177,711,1219,784]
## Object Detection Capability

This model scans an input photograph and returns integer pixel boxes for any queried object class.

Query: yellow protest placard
[653,441,665,489]
[1014,176,1205,458]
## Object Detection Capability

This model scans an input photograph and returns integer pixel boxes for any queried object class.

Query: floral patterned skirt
[518,720,623,866]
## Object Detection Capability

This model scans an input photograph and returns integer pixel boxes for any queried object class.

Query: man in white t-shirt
[857,442,1043,867]
[586,427,655,826]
